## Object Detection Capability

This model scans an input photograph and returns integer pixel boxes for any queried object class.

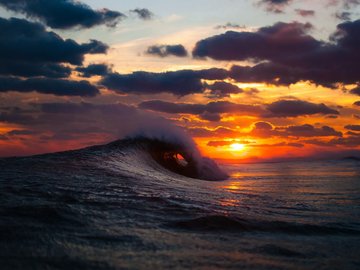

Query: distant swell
[169,215,360,235]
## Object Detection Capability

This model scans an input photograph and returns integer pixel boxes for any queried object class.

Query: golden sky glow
[0,1,359,161]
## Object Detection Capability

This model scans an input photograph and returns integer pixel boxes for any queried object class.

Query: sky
[0,0,360,161]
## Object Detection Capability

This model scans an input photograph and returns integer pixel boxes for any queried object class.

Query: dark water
[1,139,360,269]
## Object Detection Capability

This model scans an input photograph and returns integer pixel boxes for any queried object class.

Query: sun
[230,143,245,151]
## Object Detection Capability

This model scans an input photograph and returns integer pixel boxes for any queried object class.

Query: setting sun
[230,143,246,151]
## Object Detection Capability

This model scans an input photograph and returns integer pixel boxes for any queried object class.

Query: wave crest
[114,137,228,181]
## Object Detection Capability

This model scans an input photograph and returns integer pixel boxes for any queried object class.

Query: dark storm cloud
[258,0,293,13]
[100,68,227,96]
[206,81,244,97]
[267,100,339,117]
[345,125,360,131]
[0,17,108,66]
[139,100,264,116]
[0,0,125,29]
[295,9,315,17]
[193,20,360,88]
[76,64,112,78]
[130,8,154,20]
[146,45,188,57]
[0,77,99,97]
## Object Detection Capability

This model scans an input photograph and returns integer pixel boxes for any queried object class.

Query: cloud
[350,85,360,95]
[139,100,264,116]
[258,0,293,13]
[188,126,241,138]
[139,99,339,119]
[254,142,304,148]
[353,101,360,106]
[207,140,252,147]
[280,124,342,137]
[208,140,305,148]
[326,115,339,119]
[250,122,342,138]
[193,20,360,88]
[199,112,222,122]
[146,44,188,57]
[0,17,111,97]
[7,129,37,136]
[206,81,244,97]
[139,100,205,114]
[100,68,227,96]
[193,22,317,62]
[130,8,154,20]
[0,107,36,125]
[0,17,108,79]
[328,136,360,147]
[0,101,199,156]
[342,0,360,9]
[253,121,273,130]
[215,23,246,30]
[0,0,125,29]
[0,62,71,78]
[335,11,352,21]
[346,131,360,136]
[0,77,99,97]
[345,124,360,131]
[189,122,342,139]
[295,9,315,17]
[266,100,339,117]
[76,64,112,77]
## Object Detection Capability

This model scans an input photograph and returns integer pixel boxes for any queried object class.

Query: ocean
[0,138,359,269]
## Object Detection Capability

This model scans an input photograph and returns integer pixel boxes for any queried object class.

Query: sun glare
[230,143,245,151]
